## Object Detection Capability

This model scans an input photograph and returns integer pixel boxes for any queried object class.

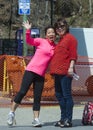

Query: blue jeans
[55,74,74,122]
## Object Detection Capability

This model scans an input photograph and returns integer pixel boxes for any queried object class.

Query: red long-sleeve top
[50,33,78,75]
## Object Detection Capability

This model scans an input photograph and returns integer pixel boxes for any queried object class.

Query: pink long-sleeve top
[25,30,55,77]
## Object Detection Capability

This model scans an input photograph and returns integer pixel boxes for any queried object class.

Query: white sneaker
[7,112,16,126]
[32,118,42,127]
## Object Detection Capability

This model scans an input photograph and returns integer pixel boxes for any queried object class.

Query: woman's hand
[22,20,32,30]
[68,60,75,77]
[68,67,74,77]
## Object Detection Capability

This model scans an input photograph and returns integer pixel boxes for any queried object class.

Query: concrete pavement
[0,105,93,130]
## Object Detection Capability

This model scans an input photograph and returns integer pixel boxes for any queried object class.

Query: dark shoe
[64,120,72,127]
[54,120,65,127]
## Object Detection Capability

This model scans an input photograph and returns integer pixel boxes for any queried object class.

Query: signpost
[18,0,30,15]
[18,0,31,56]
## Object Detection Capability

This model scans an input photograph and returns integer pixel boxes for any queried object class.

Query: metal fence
[0,55,93,105]
[0,39,18,55]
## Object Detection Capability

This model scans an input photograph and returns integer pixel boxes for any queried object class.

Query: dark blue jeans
[55,74,74,122]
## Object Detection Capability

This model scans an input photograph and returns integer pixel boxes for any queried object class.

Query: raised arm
[22,20,40,46]
[22,20,32,30]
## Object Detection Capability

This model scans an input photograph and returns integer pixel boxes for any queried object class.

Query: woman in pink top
[7,20,56,127]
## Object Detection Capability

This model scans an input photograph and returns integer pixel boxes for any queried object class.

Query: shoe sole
[54,121,64,127]
[7,119,16,126]
[7,122,13,127]
[32,124,42,127]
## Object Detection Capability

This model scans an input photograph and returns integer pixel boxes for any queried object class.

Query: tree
[89,0,92,14]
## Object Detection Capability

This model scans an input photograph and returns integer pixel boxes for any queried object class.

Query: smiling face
[45,27,56,42]
[56,24,67,37]
[54,18,69,37]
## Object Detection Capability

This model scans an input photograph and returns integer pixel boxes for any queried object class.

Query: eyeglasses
[56,25,65,30]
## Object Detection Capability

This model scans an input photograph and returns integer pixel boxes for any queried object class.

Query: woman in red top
[50,18,78,127]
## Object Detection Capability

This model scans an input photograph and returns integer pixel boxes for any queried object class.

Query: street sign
[18,0,30,15]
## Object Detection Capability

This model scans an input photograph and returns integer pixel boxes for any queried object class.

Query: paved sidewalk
[0,105,93,130]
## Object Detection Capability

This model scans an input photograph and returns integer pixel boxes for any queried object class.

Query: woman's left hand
[22,20,32,30]
[68,67,74,77]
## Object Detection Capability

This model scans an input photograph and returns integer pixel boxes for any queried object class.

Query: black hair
[54,18,69,33]
[44,25,56,35]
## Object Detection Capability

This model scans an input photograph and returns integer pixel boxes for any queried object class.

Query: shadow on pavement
[43,119,82,127]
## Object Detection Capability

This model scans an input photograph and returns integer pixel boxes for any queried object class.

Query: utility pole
[50,0,53,25]
[50,0,56,25]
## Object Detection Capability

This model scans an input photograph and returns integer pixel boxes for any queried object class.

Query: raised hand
[22,20,32,30]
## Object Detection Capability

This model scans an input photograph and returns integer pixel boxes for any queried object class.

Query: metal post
[50,0,53,25]
[23,15,27,56]
[18,0,31,56]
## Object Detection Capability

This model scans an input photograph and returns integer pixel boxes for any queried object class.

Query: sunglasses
[56,25,65,30]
